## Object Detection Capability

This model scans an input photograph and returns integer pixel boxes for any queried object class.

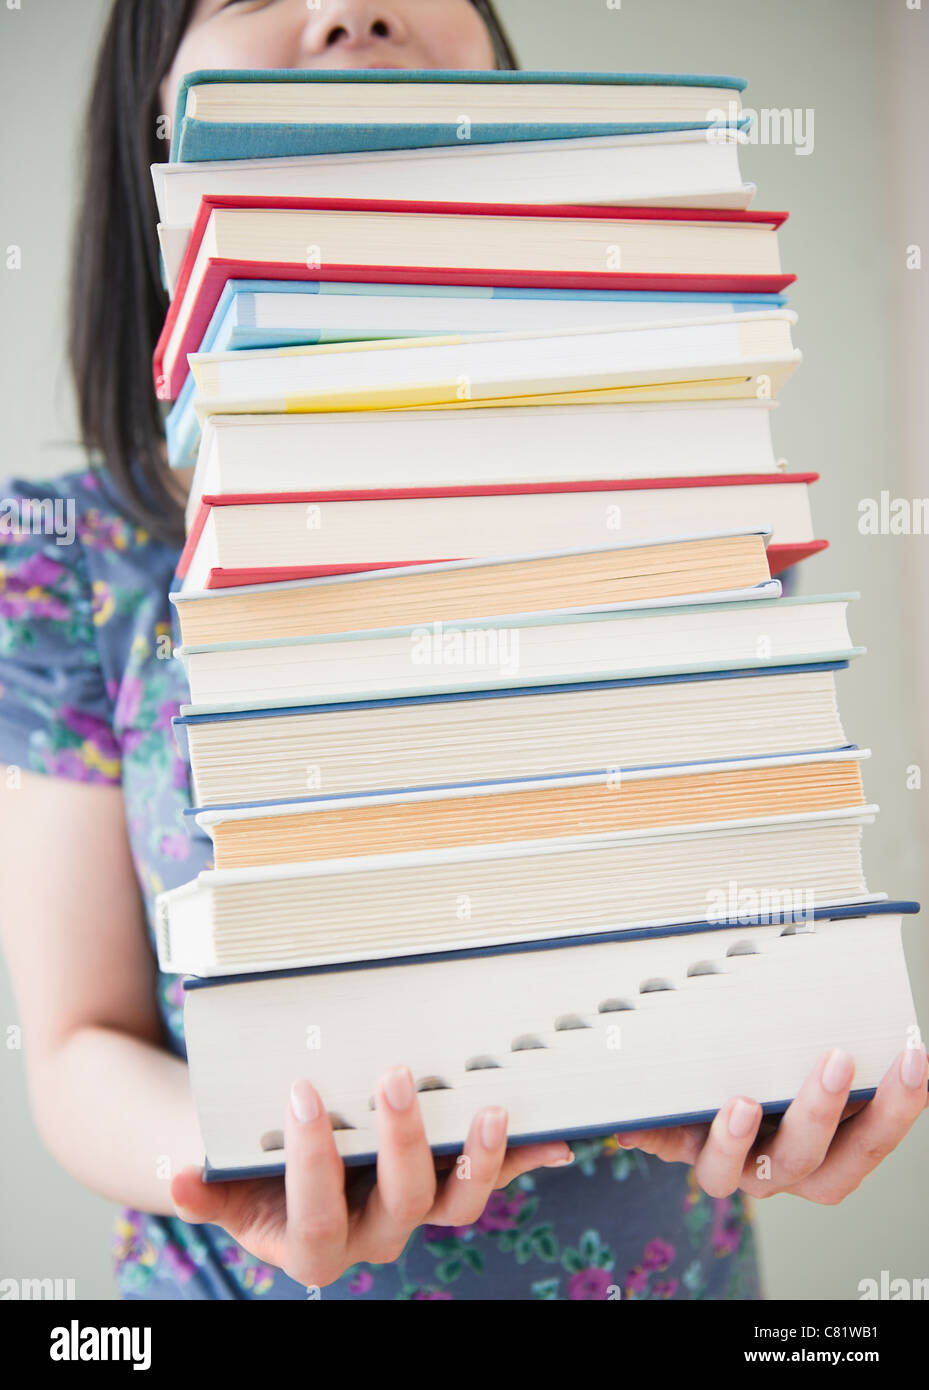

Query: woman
[0,0,924,1301]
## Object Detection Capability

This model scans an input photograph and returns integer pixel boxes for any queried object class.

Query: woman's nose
[326,15,391,47]
[305,1,407,52]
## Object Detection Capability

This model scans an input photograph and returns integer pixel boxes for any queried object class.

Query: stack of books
[153,70,919,1181]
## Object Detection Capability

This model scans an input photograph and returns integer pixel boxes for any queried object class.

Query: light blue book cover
[166,280,787,467]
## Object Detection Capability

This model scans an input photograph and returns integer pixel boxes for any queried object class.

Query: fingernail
[617,1133,638,1148]
[480,1107,507,1150]
[821,1047,855,1095]
[382,1066,414,1112]
[728,1098,759,1138]
[173,1205,202,1225]
[901,1043,928,1089]
[290,1079,321,1124]
[545,1151,575,1167]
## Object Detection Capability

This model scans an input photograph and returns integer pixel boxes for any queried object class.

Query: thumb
[170,1164,270,1235]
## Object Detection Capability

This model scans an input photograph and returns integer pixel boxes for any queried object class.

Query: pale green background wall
[1,0,926,1299]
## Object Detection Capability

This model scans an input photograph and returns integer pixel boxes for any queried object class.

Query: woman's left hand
[616,1042,928,1203]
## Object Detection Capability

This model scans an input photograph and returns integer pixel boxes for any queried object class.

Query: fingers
[427,1109,574,1226]
[779,1042,928,1205]
[170,1165,252,1227]
[694,1096,763,1197]
[427,1106,510,1225]
[282,1079,350,1286]
[171,1076,577,1284]
[616,1123,707,1166]
[170,1166,288,1268]
[354,1066,438,1264]
[495,1139,575,1188]
[739,1048,856,1198]
[615,1049,860,1197]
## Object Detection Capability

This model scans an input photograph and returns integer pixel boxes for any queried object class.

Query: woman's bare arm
[0,768,203,1213]
[0,766,576,1286]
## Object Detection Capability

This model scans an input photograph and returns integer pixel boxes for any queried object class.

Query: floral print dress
[0,466,762,1301]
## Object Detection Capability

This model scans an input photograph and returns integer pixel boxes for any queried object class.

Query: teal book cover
[171,68,748,162]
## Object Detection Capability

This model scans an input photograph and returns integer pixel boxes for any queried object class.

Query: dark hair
[471,0,519,70]
[67,0,519,547]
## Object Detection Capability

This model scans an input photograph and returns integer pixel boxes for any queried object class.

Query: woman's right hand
[170,1065,574,1290]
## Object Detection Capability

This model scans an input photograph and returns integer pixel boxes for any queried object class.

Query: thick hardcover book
[176,902,920,1178]
[173,661,855,811]
[154,128,762,293]
[173,473,824,589]
[172,658,853,738]
[174,592,859,713]
[170,656,851,756]
[170,69,749,163]
[183,742,859,817]
[193,750,869,871]
[153,198,794,399]
[156,807,882,975]
[169,529,775,646]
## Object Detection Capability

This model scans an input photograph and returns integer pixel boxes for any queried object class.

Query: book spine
[176,118,753,164]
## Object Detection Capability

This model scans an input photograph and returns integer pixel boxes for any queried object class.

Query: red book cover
[175,472,824,588]
[154,196,795,400]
